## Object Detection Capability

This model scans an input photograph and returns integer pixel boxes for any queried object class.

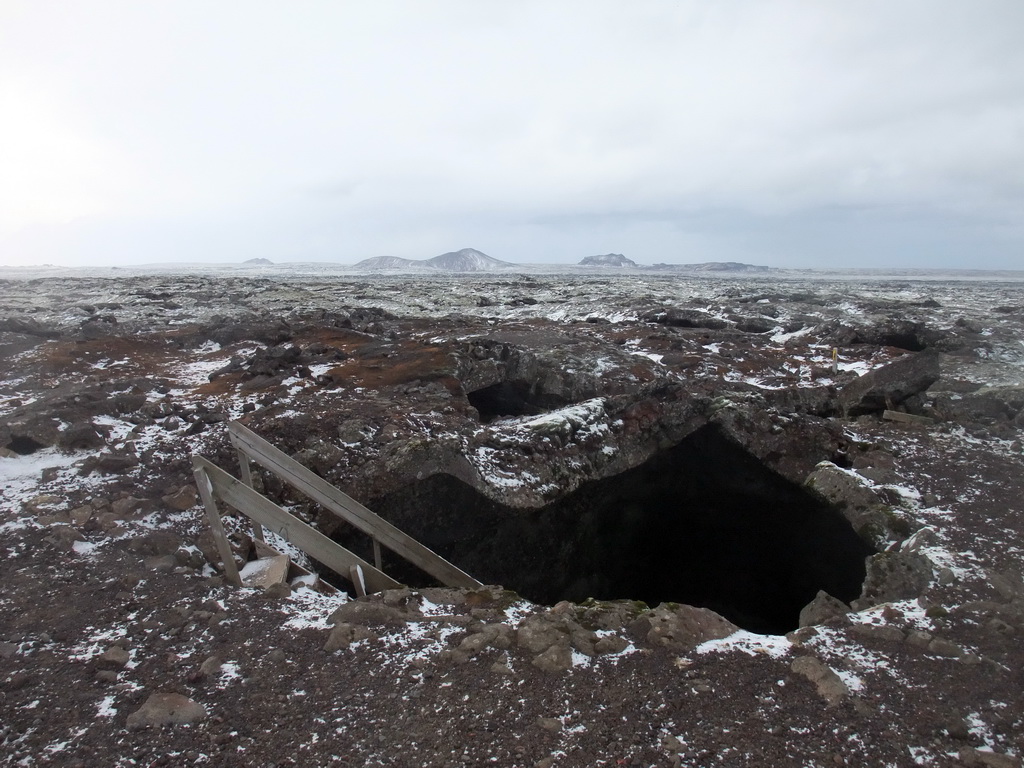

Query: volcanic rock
[323,623,378,652]
[798,591,850,627]
[161,485,198,511]
[531,644,573,674]
[838,349,940,417]
[853,551,934,610]
[97,645,130,669]
[790,656,850,705]
[126,693,208,730]
[636,604,738,651]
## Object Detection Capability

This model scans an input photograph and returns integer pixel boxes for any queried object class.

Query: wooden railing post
[236,449,266,543]
[192,462,242,586]
[372,538,382,571]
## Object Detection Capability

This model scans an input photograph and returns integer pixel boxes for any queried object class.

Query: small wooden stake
[349,564,367,597]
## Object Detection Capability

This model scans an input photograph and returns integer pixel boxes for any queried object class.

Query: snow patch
[694,630,792,659]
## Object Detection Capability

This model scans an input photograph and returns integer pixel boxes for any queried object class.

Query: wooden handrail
[227,421,482,590]
[193,456,401,593]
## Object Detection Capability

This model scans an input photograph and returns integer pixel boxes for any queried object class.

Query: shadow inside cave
[351,424,874,635]
[466,380,571,422]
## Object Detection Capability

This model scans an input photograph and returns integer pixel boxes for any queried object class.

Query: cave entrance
[362,424,874,635]
[6,436,45,455]
[467,381,570,422]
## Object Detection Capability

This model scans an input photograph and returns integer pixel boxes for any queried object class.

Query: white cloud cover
[1,1,1022,268]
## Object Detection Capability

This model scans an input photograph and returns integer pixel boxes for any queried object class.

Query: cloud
[1,1,1022,267]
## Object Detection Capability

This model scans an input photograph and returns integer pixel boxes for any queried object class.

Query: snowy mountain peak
[425,248,513,272]
[353,248,513,272]
[352,255,423,270]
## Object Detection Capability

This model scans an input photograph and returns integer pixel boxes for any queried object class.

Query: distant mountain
[243,258,274,265]
[354,248,513,272]
[649,261,772,273]
[352,255,424,270]
[579,253,636,267]
[424,248,513,271]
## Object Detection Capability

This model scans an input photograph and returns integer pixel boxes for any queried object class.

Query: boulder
[323,623,378,652]
[790,656,850,706]
[240,555,289,590]
[531,644,573,674]
[931,386,1024,426]
[56,422,105,451]
[457,623,514,655]
[97,645,130,669]
[643,308,728,330]
[798,591,850,627]
[988,570,1024,602]
[2,416,61,452]
[838,350,940,417]
[516,613,575,655]
[634,604,738,651]
[852,551,933,610]
[126,693,207,730]
[328,600,409,627]
[805,462,881,511]
[126,531,181,556]
[162,485,198,511]
[804,462,905,546]
[848,623,906,644]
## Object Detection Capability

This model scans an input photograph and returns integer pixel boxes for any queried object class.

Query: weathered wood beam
[227,421,482,590]
[192,463,242,587]
[192,456,401,594]
[882,410,935,426]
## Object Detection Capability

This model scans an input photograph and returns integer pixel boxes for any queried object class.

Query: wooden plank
[192,464,242,586]
[372,538,382,571]
[882,409,935,426]
[192,456,401,593]
[228,421,482,589]
[236,449,265,542]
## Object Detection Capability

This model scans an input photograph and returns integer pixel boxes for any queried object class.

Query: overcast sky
[2,1,1023,269]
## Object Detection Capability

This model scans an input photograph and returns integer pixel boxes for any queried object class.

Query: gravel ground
[1,268,1022,767]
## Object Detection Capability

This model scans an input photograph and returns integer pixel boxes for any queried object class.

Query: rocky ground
[1,267,1023,767]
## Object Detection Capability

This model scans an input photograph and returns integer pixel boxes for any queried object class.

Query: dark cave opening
[358,424,875,635]
[467,381,570,422]
[872,332,927,352]
[6,436,45,455]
